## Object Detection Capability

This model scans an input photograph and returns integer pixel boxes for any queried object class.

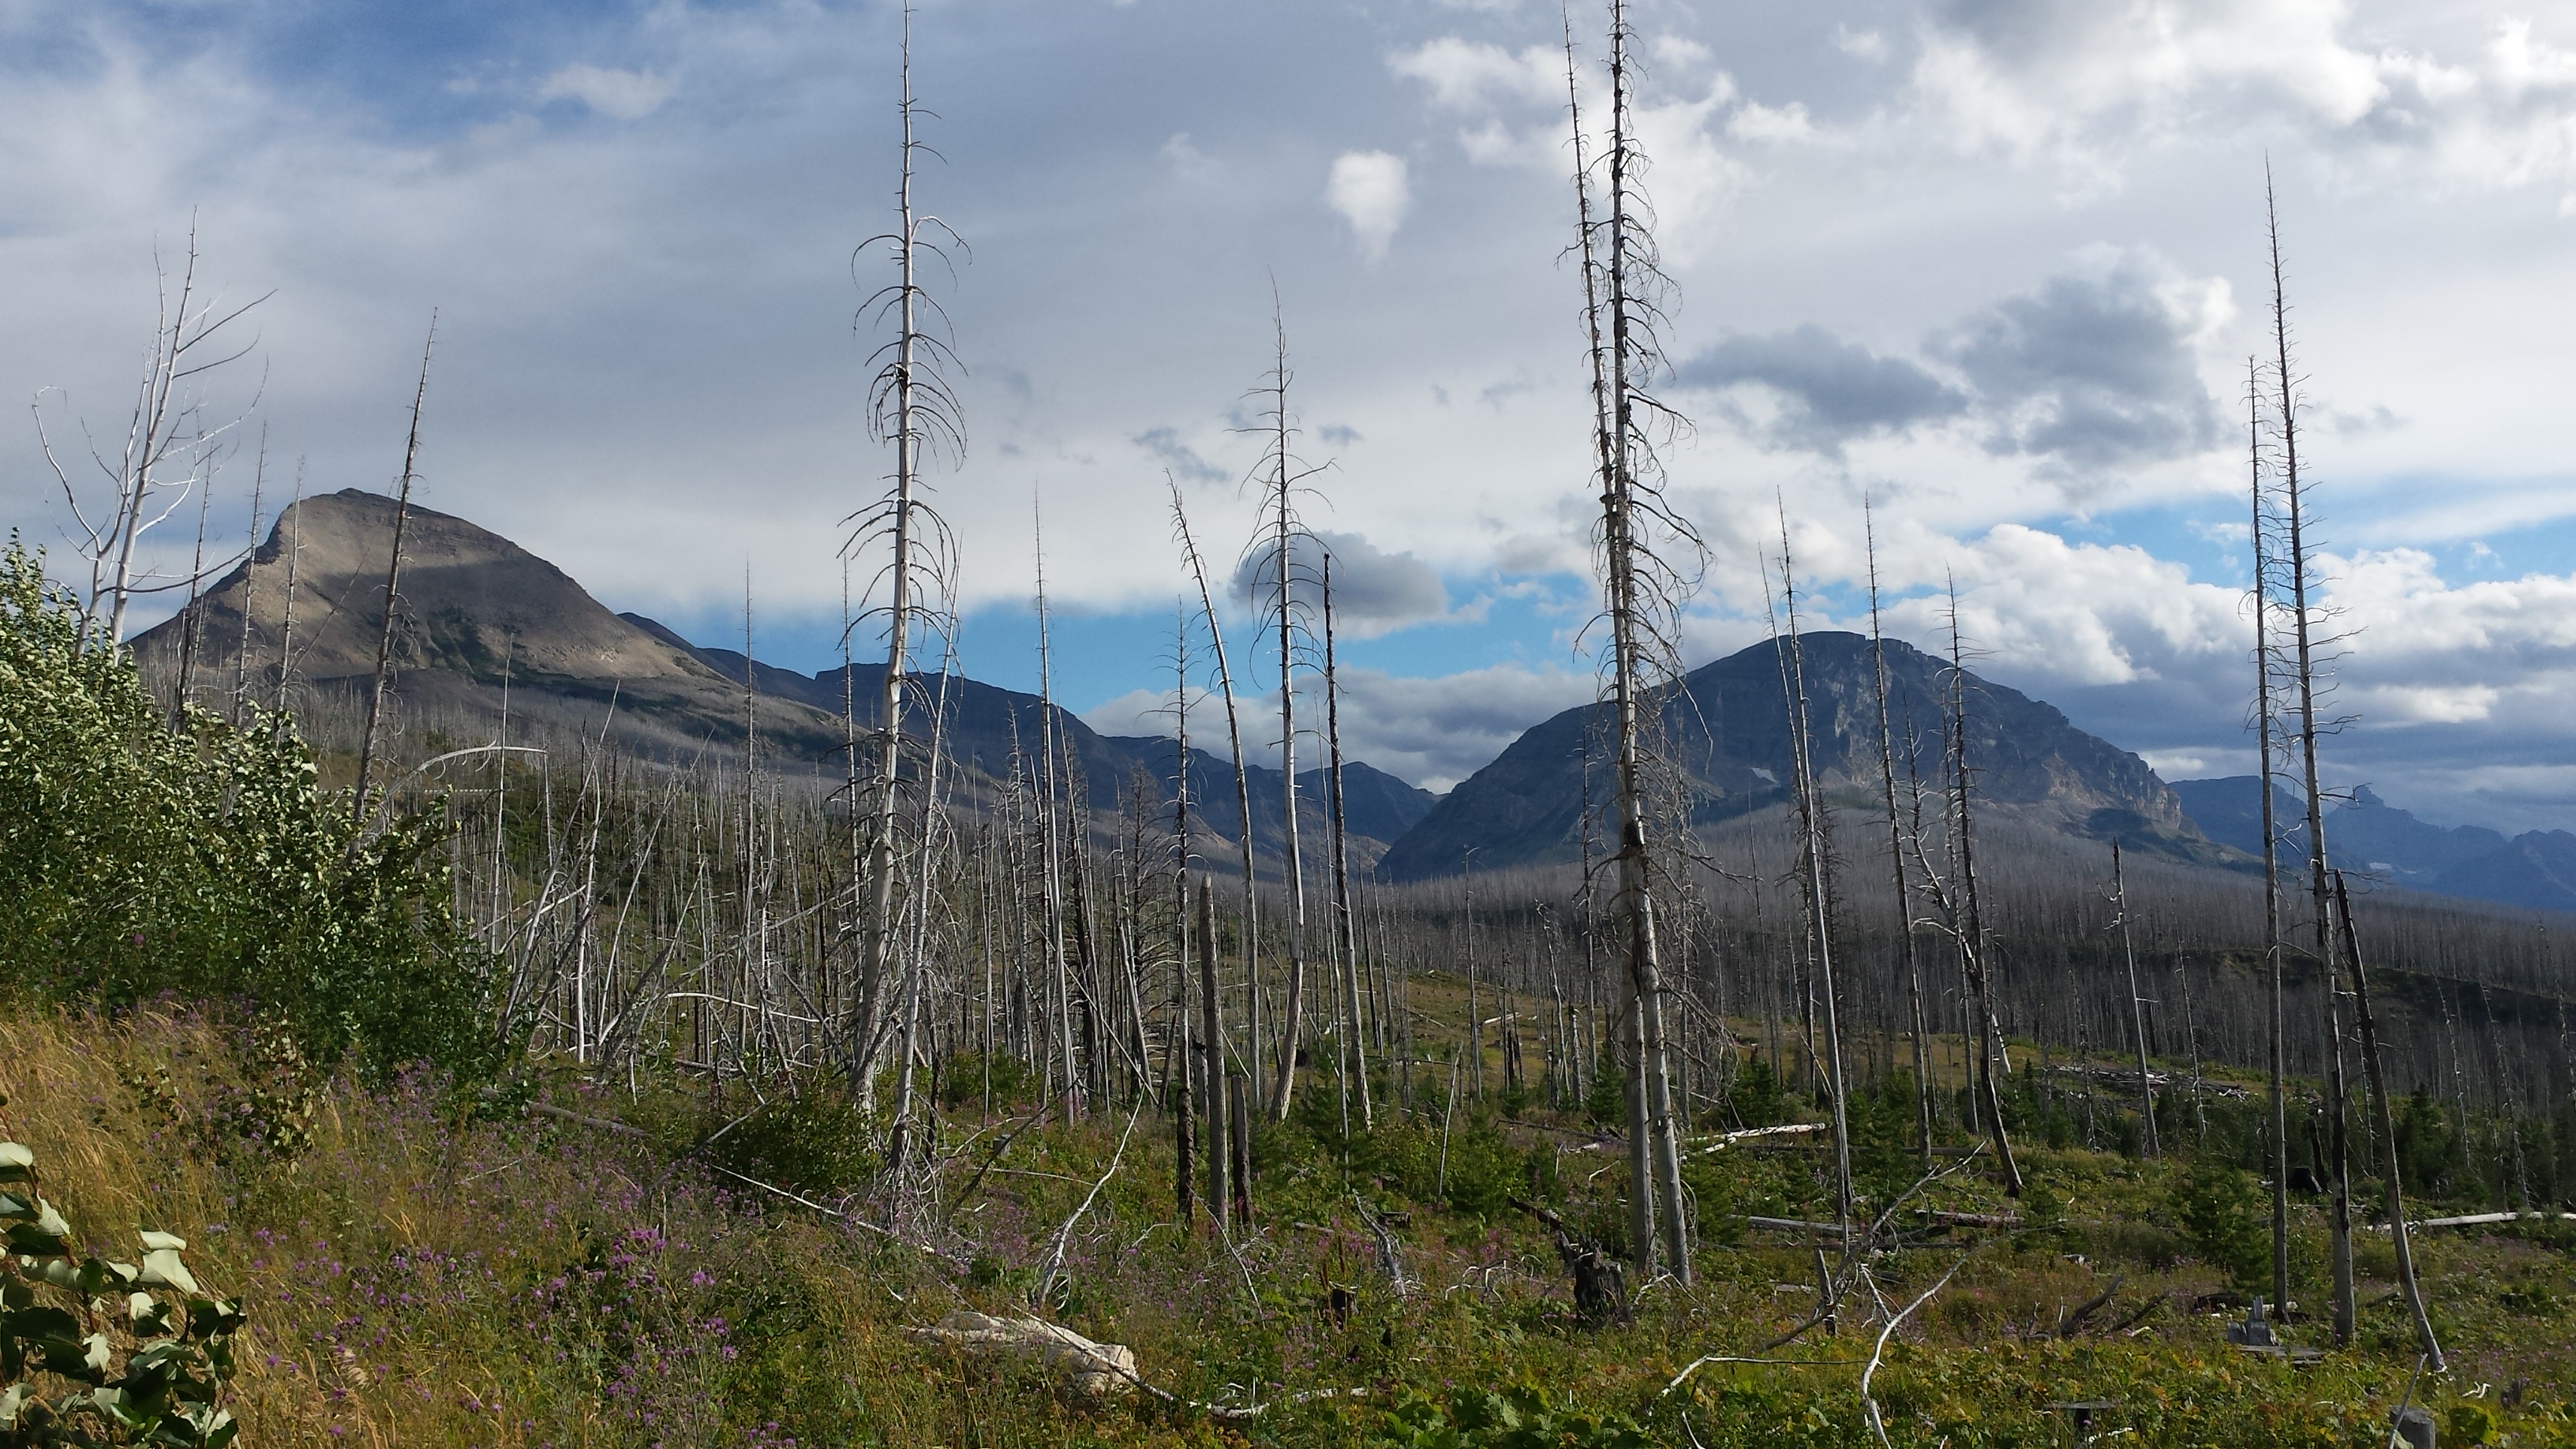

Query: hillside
[1378,631,2203,882]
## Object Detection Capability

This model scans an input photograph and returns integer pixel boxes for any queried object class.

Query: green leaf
[5,1221,69,1256]
[32,1335,100,1383]
[0,1142,32,1183]
[6,1303,80,1340]
[185,1297,242,1339]
[138,1246,200,1295]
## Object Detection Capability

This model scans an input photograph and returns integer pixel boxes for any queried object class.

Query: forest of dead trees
[41,2,2576,1369]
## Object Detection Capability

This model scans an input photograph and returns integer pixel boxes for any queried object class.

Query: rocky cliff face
[1375,631,2198,882]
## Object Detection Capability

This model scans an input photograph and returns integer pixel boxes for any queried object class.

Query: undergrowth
[5,1000,2574,1447]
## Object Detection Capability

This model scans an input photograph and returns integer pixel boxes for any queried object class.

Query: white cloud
[1906,1,2576,195]
[1387,37,1562,111]
[1325,150,1410,260]
[537,64,675,121]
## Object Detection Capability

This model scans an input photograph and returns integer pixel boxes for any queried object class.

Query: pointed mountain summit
[133,488,851,755]
[1375,631,2197,882]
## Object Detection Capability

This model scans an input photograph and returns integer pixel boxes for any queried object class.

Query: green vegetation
[0,541,490,1079]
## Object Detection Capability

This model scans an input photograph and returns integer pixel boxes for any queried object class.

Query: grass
[7,997,2576,1447]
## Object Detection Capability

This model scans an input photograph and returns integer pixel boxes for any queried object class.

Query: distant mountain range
[2170,777,2576,915]
[133,490,2568,912]
[131,489,1435,864]
[1378,630,2211,882]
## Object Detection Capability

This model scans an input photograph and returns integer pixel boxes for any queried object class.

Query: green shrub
[0,541,491,1079]
[0,1119,242,1447]
[706,1084,876,1196]
[2170,1161,2269,1291]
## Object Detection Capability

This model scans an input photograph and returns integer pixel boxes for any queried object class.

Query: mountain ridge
[1376,631,2207,882]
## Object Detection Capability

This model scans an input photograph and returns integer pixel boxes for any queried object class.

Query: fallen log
[907,1309,1366,1421]
[2372,1211,2576,1232]
[908,1310,1140,1402]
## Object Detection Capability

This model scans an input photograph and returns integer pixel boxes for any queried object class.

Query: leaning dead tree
[847,5,967,1105]
[2264,170,2356,1345]
[1571,0,1697,1280]
[350,316,437,834]
[38,225,271,653]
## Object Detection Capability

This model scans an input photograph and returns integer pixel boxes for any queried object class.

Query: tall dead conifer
[848,4,965,1101]
[2267,169,2355,1343]
[1574,0,1694,1278]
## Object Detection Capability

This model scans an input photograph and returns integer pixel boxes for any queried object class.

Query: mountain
[133,488,849,756]
[2431,832,2576,915]
[133,489,1432,859]
[1376,631,2199,882]
[618,614,1434,856]
[2174,775,2570,914]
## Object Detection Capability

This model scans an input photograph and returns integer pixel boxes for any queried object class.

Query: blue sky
[8,0,2576,825]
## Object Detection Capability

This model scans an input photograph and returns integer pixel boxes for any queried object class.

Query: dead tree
[1575,0,1694,1278]
[1034,517,1081,1121]
[1245,304,1327,1120]
[1773,524,1853,1232]
[2332,871,2444,1372]
[1170,481,1259,1131]
[1864,508,1936,1165]
[1938,584,2024,1196]
[228,427,268,724]
[1172,607,1200,1222]
[2267,170,2355,1344]
[847,6,967,1105]
[2248,353,2292,1320]
[1322,555,1372,1130]
[37,224,271,653]
[350,315,437,834]
[2110,839,2159,1157]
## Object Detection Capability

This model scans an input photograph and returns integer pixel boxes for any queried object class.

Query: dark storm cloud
[1934,263,2220,472]
[1670,324,1969,454]
[1230,529,1445,636]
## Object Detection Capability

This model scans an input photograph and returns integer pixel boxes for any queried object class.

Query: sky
[5,0,2576,828]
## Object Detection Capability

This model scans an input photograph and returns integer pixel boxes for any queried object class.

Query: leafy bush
[0,1117,242,1447]
[706,1084,875,1196]
[2170,1161,2269,1291]
[0,541,491,1078]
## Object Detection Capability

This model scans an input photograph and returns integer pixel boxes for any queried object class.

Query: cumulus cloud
[1672,324,1968,454]
[1387,37,1562,110]
[1934,255,2226,477]
[1674,255,2226,480]
[1325,150,1410,260]
[537,64,675,120]
[1910,0,2576,195]
[1231,530,1447,639]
